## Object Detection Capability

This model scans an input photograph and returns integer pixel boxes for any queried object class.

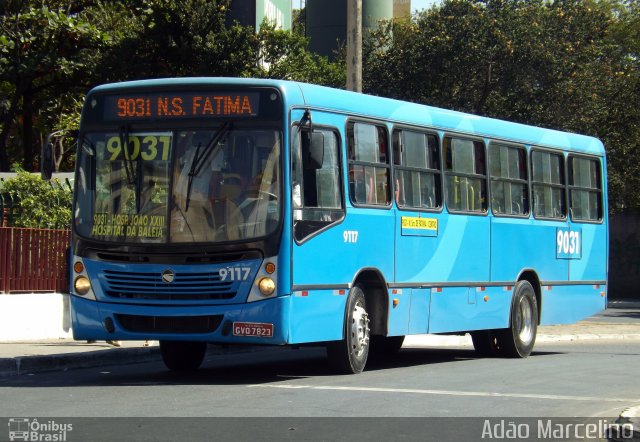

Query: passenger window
[531,150,566,219]
[443,136,487,213]
[489,143,529,216]
[347,122,391,206]
[568,156,602,222]
[292,127,344,242]
[392,129,441,209]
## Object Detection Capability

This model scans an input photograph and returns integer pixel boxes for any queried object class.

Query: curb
[0,345,272,377]
[0,347,160,377]
[608,300,640,309]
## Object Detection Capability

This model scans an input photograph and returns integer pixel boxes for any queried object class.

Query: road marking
[249,384,640,403]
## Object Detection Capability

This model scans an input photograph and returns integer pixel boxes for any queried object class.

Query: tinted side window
[489,143,529,216]
[347,122,391,206]
[443,136,487,213]
[393,129,442,210]
[292,128,344,242]
[531,150,566,219]
[568,156,602,222]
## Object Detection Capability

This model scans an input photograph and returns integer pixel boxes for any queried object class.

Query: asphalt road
[1,339,638,423]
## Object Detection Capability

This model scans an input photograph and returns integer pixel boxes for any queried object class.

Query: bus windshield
[75,127,281,244]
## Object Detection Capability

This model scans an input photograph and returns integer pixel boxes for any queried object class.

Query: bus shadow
[1,346,564,389]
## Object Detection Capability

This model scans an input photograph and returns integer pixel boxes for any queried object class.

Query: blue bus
[46,78,608,373]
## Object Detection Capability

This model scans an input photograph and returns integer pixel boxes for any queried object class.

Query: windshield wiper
[119,125,137,186]
[119,125,143,213]
[185,121,233,212]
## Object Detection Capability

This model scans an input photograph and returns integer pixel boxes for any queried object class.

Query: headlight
[74,276,92,295]
[258,277,276,296]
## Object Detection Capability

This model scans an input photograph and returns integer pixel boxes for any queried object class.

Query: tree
[257,22,345,87]
[363,0,640,211]
[0,0,108,172]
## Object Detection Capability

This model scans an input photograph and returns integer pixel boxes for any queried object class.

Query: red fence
[0,227,70,294]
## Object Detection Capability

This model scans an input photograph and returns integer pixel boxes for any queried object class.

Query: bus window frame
[391,124,443,214]
[346,118,393,209]
[442,133,489,216]
[567,153,604,224]
[530,146,568,221]
[488,140,530,219]
[292,122,346,244]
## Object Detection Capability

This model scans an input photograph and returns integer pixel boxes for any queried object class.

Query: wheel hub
[516,296,534,345]
[350,302,370,357]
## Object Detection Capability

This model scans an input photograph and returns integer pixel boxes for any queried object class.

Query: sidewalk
[1,309,640,377]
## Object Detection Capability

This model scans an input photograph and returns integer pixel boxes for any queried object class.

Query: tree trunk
[22,87,34,171]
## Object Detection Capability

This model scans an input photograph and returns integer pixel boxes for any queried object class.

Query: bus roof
[89,77,605,156]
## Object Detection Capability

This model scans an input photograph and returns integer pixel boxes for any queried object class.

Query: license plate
[232,322,273,338]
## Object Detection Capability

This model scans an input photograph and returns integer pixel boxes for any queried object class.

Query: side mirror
[302,131,324,170]
[41,130,78,180]
[41,140,54,181]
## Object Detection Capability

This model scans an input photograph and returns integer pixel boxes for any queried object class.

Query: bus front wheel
[326,285,370,374]
[499,280,538,358]
[160,341,207,371]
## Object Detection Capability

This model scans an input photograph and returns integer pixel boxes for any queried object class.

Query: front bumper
[70,294,291,345]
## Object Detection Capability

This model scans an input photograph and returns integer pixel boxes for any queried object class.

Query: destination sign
[104,92,260,120]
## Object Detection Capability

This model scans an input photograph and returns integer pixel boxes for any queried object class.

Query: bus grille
[102,269,237,300]
[115,314,223,334]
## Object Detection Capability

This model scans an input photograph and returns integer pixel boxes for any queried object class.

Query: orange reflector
[73,261,84,273]
[601,292,605,297]
[393,298,399,307]
[484,295,489,302]
[265,262,276,274]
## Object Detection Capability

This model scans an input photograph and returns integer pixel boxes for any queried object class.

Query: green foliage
[257,21,345,87]
[0,0,344,174]
[0,168,72,229]
[364,0,640,212]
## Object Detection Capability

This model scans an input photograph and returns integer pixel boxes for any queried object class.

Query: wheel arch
[352,268,389,336]
[516,269,542,325]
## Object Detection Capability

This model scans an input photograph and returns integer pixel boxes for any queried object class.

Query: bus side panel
[292,209,394,284]
[387,288,412,336]
[395,213,490,284]
[291,209,395,342]
[288,290,347,344]
[539,284,606,325]
[491,218,569,282]
[408,288,430,335]
[569,222,607,282]
[427,286,510,333]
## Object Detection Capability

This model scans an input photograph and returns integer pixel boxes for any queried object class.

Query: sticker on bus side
[556,227,582,259]
[232,322,274,338]
[401,216,438,237]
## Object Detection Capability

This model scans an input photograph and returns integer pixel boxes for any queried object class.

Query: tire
[327,285,370,374]
[470,330,502,357]
[160,341,207,371]
[498,280,538,358]
[369,335,405,360]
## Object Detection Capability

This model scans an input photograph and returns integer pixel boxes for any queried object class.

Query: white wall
[0,294,72,341]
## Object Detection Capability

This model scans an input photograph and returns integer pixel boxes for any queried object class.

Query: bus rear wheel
[498,280,538,358]
[326,285,370,374]
[160,341,207,371]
